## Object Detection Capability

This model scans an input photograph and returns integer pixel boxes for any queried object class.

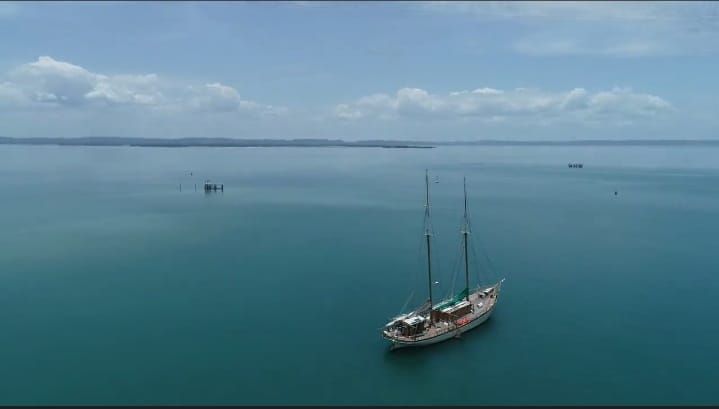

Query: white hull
[388,302,495,349]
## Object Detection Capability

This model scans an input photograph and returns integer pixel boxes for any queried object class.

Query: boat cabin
[433,300,472,322]
[478,287,496,299]
[397,315,427,336]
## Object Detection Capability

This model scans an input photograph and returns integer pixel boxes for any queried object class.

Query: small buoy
[614,191,618,196]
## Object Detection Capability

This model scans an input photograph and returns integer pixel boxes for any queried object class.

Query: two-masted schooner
[382,171,504,349]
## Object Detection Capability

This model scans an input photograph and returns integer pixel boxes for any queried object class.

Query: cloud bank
[335,86,672,125]
[0,56,284,115]
[0,56,678,139]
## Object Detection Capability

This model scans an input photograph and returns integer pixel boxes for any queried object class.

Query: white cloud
[0,81,29,107]
[0,56,283,115]
[9,56,98,106]
[85,74,163,106]
[183,82,284,115]
[335,86,672,125]
[421,1,719,57]
[334,104,362,120]
[193,82,245,112]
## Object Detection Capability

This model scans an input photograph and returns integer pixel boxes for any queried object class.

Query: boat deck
[384,285,499,342]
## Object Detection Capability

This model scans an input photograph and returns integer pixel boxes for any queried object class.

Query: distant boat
[203,180,224,192]
[382,171,504,349]
[568,163,583,168]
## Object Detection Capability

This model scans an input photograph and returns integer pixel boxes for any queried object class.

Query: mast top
[425,169,430,205]
[462,176,471,235]
[463,176,467,215]
[424,169,432,236]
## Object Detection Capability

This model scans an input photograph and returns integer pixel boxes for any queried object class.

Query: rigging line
[425,188,449,304]
[448,235,463,298]
[433,236,447,302]
[444,243,457,301]
[469,235,486,286]
[434,222,454,302]
[424,225,435,307]
[448,215,465,297]
[463,176,471,301]
[468,238,483,286]
[471,232,497,284]
[472,225,491,268]
[426,219,444,302]
[413,243,424,306]
[446,199,469,300]
[423,169,435,309]
[399,290,415,314]
[465,189,499,284]
[473,224,498,274]
[401,187,432,315]
[468,199,499,281]
[464,183,481,288]
[466,213,488,285]
[411,207,428,306]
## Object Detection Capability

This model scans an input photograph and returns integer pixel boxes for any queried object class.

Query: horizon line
[1,136,719,148]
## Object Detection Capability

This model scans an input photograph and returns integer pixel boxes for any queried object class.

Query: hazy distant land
[1,136,718,148]
[0,137,433,149]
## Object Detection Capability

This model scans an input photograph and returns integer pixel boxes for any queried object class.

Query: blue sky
[0,1,717,140]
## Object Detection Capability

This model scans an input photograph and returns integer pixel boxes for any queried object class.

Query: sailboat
[382,170,505,349]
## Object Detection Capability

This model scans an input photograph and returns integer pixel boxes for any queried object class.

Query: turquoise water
[1,145,718,405]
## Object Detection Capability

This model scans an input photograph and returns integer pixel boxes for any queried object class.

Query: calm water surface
[1,145,718,404]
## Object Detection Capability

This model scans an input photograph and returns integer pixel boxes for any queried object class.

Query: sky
[0,1,717,141]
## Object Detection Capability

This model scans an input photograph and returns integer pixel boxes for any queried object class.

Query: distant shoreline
[431,139,719,146]
[0,137,434,149]
[1,136,718,148]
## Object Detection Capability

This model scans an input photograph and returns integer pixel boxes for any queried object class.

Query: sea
[1,144,718,405]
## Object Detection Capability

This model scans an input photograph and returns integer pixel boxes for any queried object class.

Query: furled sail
[433,288,469,311]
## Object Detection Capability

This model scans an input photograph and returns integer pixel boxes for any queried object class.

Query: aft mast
[424,170,434,312]
[462,177,470,301]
